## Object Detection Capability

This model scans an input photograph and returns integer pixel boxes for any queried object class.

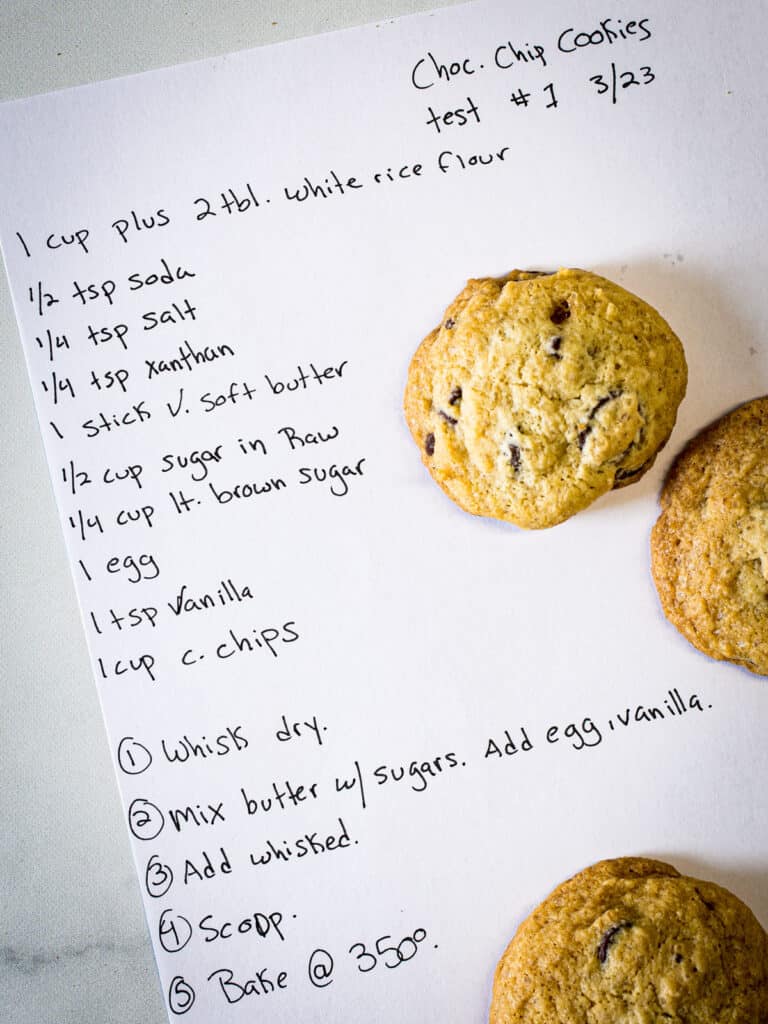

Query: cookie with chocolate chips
[651,397,768,676]
[489,857,768,1024]
[403,269,687,528]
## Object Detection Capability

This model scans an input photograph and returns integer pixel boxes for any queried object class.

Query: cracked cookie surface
[651,397,768,676]
[489,857,768,1024]
[404,269,687,528]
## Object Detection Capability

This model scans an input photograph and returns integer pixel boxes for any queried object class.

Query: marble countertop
[0,3,463,1021]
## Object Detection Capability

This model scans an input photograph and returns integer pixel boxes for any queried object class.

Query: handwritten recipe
[2,1,768,1020]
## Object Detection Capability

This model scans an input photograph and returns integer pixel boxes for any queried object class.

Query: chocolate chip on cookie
[545,336,563,359]
[550,299,571,324]
[596,921,632,963]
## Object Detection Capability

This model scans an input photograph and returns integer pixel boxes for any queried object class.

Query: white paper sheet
[2,1,767,1019]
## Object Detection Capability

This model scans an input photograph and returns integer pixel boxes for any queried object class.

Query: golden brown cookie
[490,857,768,1024]
[651,397,768,676]
[404,269,687,529]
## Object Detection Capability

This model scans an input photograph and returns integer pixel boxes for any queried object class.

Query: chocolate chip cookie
[490,857,768,1023]
[651,397,768,676]
[404,269,687,529]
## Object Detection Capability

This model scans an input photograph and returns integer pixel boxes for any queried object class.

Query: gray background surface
[0,4,463,1021]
